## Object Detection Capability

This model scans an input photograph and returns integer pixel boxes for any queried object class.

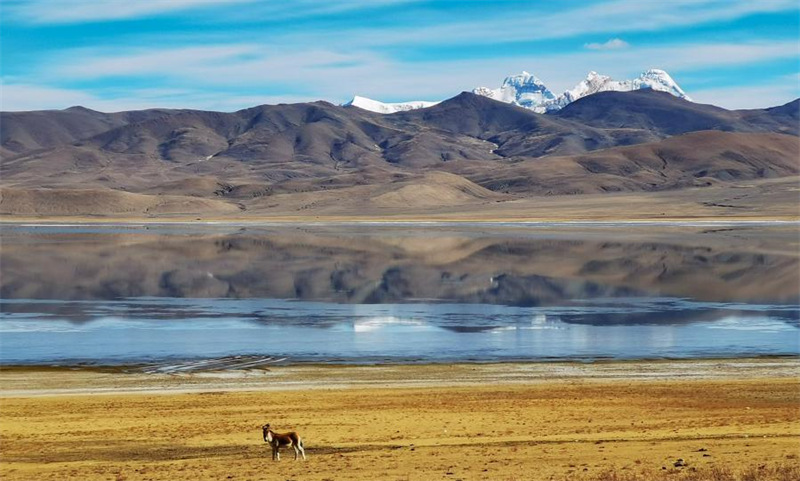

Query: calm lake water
[1,223,798,365]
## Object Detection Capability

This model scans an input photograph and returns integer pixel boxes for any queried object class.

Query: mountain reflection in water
[1,224,797,306]
[0,224,798,364]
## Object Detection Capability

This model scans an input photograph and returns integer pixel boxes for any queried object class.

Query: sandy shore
[1,359,799,481]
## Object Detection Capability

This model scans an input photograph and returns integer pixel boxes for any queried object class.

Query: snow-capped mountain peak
[565,69,690,103]
[557,71,614,107]
[347,68,690,114]
[634,69,690,100]
[478,68,691,112]
[502,71,545,87]
[343,95,438,114]
[473,71,557,113]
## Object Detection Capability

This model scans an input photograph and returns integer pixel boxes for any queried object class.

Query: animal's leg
[294,445,299,460]
[299,444,306,460]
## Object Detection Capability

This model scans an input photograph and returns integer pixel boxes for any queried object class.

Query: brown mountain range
[1,90,797,218]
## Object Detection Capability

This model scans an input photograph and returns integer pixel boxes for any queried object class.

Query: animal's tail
[299,438,304,449]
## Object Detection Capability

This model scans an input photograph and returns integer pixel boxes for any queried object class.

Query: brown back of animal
[262,423,306,461]
[268,429,300,446]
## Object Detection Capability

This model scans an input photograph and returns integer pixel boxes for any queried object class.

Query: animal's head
[262,423,271,441]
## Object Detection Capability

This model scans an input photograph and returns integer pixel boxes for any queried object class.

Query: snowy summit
[554,69,691,109]
[345,69,690,114]
[343,96,439,114]
[475,68,691,112]
[472,71,558,113]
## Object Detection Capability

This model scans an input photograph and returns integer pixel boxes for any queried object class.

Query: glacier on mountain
[345,69,690,114]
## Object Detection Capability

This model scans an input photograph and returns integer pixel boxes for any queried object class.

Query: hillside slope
[1,91,798,217]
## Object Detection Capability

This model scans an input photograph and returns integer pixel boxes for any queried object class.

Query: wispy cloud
[4,0,255,24]
[691,81,800,109]
[2,0,798,111]
[57,45,261,78]
[0,82,314,112]
[585,38,630,50]
[1,83,97,111]
[324,0,799,47]
[42,40,799,102]
[4,0,420,24]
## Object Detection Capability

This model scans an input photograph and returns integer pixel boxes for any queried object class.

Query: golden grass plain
[1,362,799,481]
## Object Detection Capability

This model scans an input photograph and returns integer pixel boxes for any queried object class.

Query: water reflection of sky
[0,298,797,364]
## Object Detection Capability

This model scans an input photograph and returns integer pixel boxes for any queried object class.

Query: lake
[1,223,798,366]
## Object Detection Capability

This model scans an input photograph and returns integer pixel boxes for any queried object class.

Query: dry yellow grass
[2,176,799,222]
[1,366,798,481]
[0,187,241,216]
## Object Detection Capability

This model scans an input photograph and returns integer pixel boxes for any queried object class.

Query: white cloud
[38,40,799,105]
[0,83,314,112]
[585,38,630,50]
[323,0,799,47]
[1,83,97,111]
[58,45,260,78]
[49,45,399,97]
[6,0,794,36]
[458,41,800,95]
[4,0,419,24]
[6,48,799,111]
[4,0,255,24]
[691,82,799,109]
[5,0,798,112]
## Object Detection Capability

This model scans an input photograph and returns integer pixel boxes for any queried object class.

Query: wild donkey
[262,423,306,461]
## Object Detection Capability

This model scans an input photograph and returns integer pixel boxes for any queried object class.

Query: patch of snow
[343,95,439,114]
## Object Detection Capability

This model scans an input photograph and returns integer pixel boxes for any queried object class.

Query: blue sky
[1,0,798,111]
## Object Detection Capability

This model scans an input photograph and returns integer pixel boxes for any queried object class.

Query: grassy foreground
[1,363,798,481]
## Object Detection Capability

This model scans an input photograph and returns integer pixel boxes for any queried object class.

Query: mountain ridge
[346,68,693,114]
[1,89,798,217]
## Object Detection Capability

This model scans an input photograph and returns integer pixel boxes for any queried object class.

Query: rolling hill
[1,90,797,217]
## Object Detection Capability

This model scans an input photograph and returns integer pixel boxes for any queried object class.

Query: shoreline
[2,352,799,369]
[2,357,798,398]
[2,217,799,225]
